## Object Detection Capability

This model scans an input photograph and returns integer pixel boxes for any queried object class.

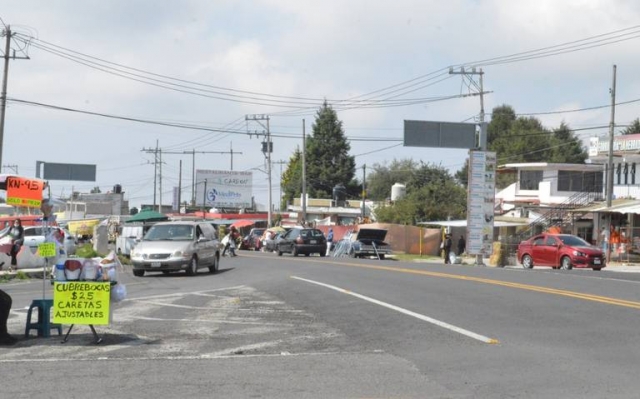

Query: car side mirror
[197,235,208,242]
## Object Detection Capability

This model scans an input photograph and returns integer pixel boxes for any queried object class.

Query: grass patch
[14,271,29,280]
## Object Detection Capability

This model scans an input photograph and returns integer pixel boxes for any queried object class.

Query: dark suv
[276,228,327,257]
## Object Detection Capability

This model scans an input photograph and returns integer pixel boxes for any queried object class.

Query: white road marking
[291,276,499,344]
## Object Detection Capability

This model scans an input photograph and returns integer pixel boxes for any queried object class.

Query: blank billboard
[404,120,477,149]
[41,162,97,182]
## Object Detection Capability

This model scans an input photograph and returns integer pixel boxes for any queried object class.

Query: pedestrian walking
[457,235,466,256]
[443,234,453,264]
[326,228,334,256]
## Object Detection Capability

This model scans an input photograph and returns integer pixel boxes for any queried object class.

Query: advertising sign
[6,176,45,207]
[466,151,496,256]
[53,282,111,325]
[195,170,253,208]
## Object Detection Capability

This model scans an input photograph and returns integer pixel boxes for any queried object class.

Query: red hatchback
[517,233,606,270]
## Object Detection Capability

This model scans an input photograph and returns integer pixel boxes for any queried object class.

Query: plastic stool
[25,299,62,338]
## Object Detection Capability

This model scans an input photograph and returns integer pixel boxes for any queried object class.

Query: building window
[632,163,636,185]
[558,170,603,192]
[616,163,622,185]
[520,170,543,190]
[624,163,629,185]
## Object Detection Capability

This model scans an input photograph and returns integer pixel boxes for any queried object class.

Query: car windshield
[557,235,590,246]
[144,225,194,241]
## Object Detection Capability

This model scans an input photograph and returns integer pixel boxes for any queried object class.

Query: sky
[2,0,640,211]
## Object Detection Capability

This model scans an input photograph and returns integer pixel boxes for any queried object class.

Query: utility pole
[449,67,487,266]
[159,147,163,212]
[178,159,182,212]
[2,164,17,174]
[606,65,617,262]
[0,25,29,170]
[302,119,307,224]
[361,164,366,219]
[272,159,288,211]
[246,114,272,227]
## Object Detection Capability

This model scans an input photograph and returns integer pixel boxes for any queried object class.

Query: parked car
[342,228,392,260]
[517,233,606,270]
[22,226,77,256]
[263,232,286,252]
[240,228,265,251]
[277,228,327,257]
[130,221,221,277]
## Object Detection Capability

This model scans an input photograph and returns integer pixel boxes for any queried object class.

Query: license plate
[151,262,161,267]
[594,258,601,265]
[310,240,316,244]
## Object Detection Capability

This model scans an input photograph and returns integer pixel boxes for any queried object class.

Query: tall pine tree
[306,101,356,197]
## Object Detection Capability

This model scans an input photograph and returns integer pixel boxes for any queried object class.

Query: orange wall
[316,223,441,255]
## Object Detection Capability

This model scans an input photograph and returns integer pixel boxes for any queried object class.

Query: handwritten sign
[53,282,111,325]
[37,242,56,258]
[6,177,44,208]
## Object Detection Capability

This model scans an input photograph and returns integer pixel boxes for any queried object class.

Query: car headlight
[173,250,190,259]
[573,250,587,257]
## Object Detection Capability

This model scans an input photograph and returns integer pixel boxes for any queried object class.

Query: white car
[22,226,77,256]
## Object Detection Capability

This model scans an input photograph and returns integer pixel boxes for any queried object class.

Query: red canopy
[231,220,255,229]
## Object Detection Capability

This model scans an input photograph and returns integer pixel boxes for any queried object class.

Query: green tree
[305,101,356,197]
[91,186,101,193]
[548,122,587,164]
[366,159,419,200]
[280,147,302,209]
[460,104,588,189]
[621,118,640,135]
[372,162,466,224]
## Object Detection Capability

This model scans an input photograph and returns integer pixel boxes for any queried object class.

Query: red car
[517,233,606,271]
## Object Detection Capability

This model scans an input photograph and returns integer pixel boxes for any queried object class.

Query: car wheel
[379,254,386,260]
[305,253,310,257]
[593,267,602,271]
[162,271,171,275]
[277,248,283,256]
[209,254,219,273]
[320,252,326,257]
[133,270,145,277]
[186,257,198,276]
[521,254,533,269]
[560,256,573,270]
[292,246,299,257]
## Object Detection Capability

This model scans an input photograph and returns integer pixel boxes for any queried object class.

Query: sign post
[53,281,111,344]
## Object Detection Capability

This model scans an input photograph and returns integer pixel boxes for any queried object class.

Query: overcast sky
[3,1,640,211]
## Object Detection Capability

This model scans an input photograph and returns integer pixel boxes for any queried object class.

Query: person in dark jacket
[443,234,453,264]
[457,235,466,256]
[0,289,16,345]
[326,228,334,256]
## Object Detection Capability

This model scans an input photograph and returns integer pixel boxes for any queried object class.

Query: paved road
[3,253,640,398]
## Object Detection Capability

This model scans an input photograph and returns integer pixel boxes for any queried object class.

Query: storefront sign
[589,134,640,155]
[6,176,44,207]
[53,282,111,325]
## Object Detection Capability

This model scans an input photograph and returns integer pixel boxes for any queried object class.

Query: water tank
[113,184,122,194]
[391,183,406,201]
[333,184,347,206]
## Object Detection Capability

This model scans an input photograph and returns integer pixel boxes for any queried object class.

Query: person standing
[443,234,453,264]
[457,235,466,256]
[326,228,334,256]
[1,219,24,270]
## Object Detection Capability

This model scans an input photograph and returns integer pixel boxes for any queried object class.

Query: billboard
[404,120,477,149]
[36,161,97,182]
[195,170,253,208]
[466,151,496,256]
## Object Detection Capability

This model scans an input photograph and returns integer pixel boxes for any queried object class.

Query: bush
[75,244,100,258]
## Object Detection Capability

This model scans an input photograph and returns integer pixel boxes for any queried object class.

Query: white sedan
[22,226,77,256]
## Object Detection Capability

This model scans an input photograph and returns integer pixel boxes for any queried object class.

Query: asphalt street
[2,252,640,398]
